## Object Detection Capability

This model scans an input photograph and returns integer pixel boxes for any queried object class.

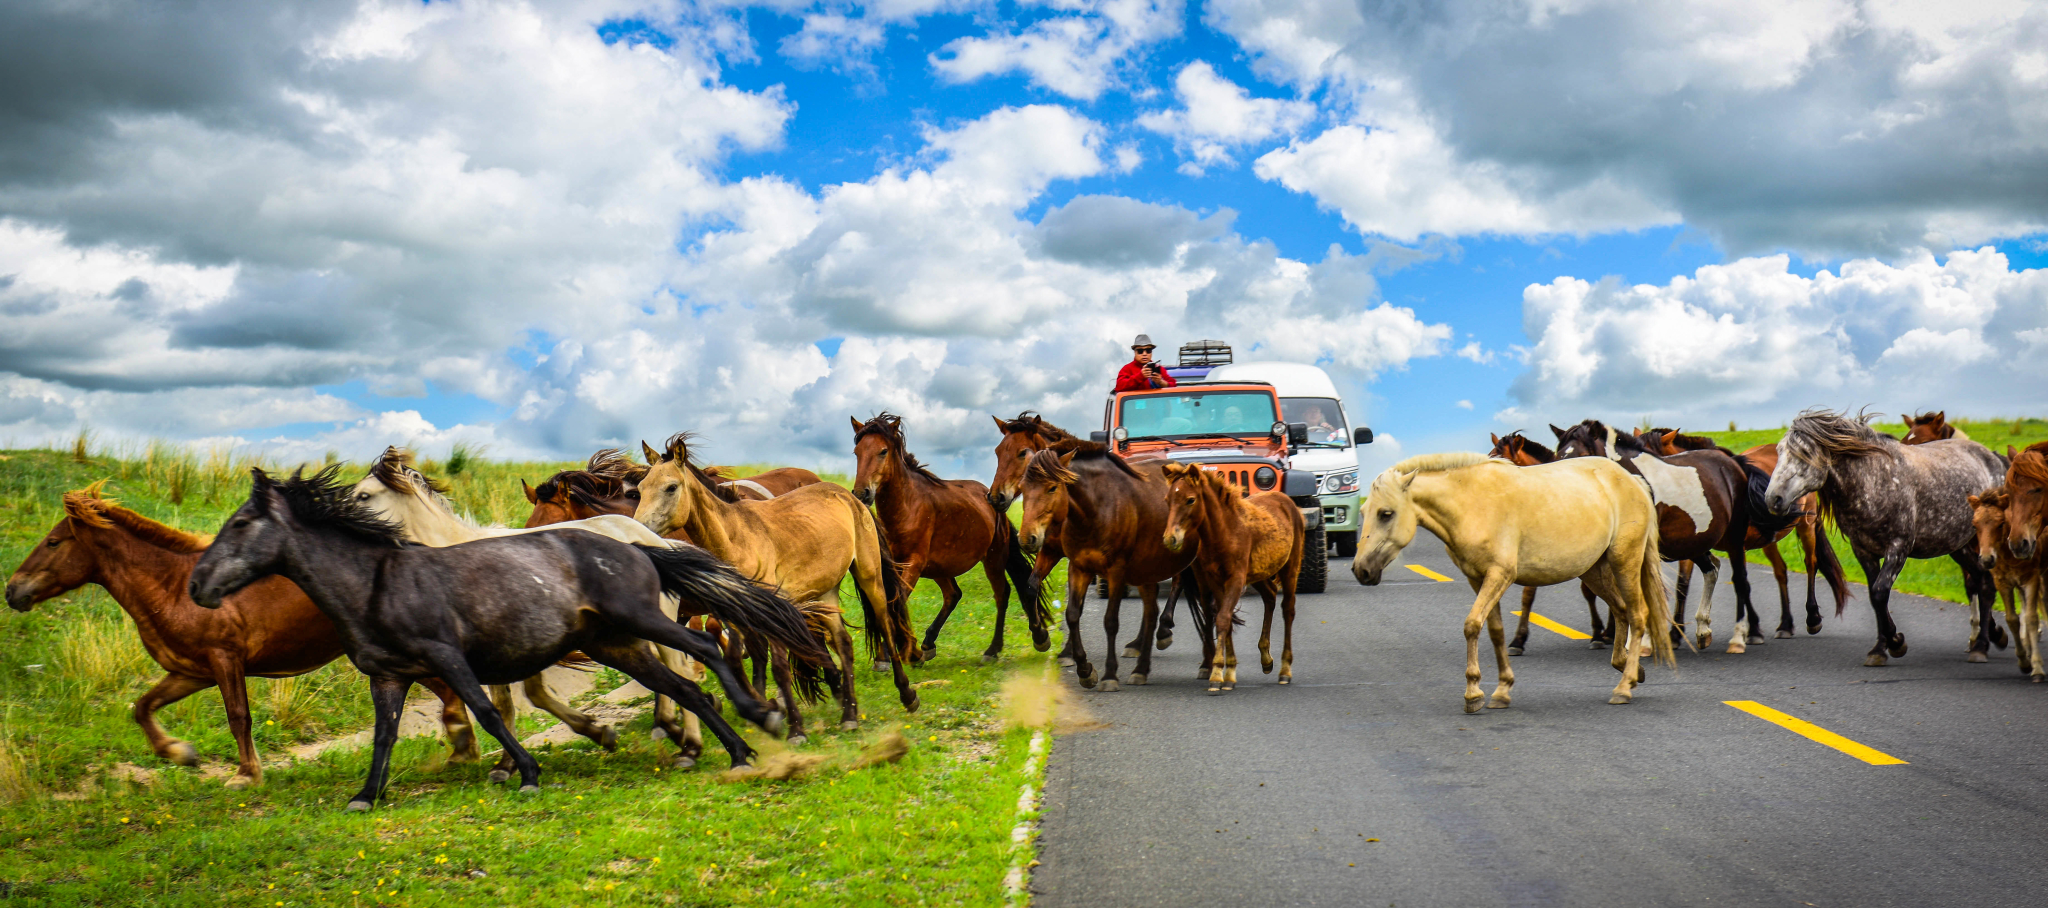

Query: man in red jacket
[1113,334,1177,392]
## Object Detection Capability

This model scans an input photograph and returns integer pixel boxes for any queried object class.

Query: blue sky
[1,0,2045,473]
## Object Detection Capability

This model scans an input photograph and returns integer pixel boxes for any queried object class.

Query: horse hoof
[1058,656,1076,668]
[225,774,258,791]
[519,784,539,794]
[1748,633,1768,645]
[1156,634,1173,651]
[1993,626,2011,649]
[1208,684,1223,694]
[1079,669,1098,689]
[981,653,998,665]
[1486,698,1510,709]
[1260,658,1274,673]
[164,741,199,768]
[346,800,372,812]
[673,755,698,770]
[1697,632,1714,650]
[764,710,788,736]
[1808,621,1823,636]
[841,720,861,731]
[1967,651,1989,663]
[1099,679,1120,692]
[1726,641,1746,655]
[1221,682,1234,691]
[1608,693,1632,705]
[1463,699,1483,714]
[1279,675,1291,685]
[920,648,938,664]
[903,692,922,713]
[1889,636,1909,657]
[2033,675,2045,684]
[1776,629,1795,639]
[1122,647,1140,659]
[600,726,620,752]
[488,769,511,783]
[1507,646,1524,657]
[1127,673,1147,686]
[1864,653,1889,667]
[787,734,809,747]
[1586,640,1603,650]
[873,661,891,672]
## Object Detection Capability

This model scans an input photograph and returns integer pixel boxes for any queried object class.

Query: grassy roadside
[0,445,1066,906]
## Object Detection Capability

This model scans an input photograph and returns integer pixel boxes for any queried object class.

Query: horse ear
[521,479,538,504]
[851,416,864,434]
[2010,445,2019,460]
[641,441,663,464]
[1549,423,1567,440]
[1059,451,1076,467]
[1969,494,1982,508]
[992,415,1007,431]
[1397,471,1418,491]
[1935,411,1945,422]
[1902,414,1912,427]
[1490,433,1501,446]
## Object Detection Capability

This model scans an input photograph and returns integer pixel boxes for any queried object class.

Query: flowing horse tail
[853,506,919,664]
[1639,511,1678,668]
[998,515,1047,629]
[1811,524,1852,617]
[634,543,832,702]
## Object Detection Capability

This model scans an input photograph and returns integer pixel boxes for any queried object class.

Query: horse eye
[627,491,641,500]
[1379,509,1395,520]
[356,492,370,501]
[667,484,679,493]
[45,538,60,548]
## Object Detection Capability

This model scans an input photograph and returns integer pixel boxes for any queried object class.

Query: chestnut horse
[1903,411,1969,445]
[1970,487,2046,680]
[4,485,476,789]
[1019,444,1201,691]
[522,449,821,520]
[1486,432,1608,653]
[1641,430,1851,638]
[1161,464,1303,692]
[852,414,1047,661]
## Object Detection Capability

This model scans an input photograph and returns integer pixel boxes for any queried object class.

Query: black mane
[1502,430,1556,462]
[273,465,408,547]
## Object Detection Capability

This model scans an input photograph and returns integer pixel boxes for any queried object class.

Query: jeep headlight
[1322,470,1359,494]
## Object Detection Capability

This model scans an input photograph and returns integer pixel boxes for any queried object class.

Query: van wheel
[1330,531,1357,558]
[1298,526,1328,594]
[1094,578,1131,600]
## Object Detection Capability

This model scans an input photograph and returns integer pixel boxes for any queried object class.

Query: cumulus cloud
[1507,248,2048,427]
[779,13,886,71]
[929,0,1183,99]
[1137,61,1314,175]
[1209,0,2048,254]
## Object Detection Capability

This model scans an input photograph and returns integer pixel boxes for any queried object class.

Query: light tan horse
[351,449,709,772]
[635,434,922,727]
[1350,452,1675,713]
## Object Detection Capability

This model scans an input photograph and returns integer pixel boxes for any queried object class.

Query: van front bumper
[1319,495,1360,533]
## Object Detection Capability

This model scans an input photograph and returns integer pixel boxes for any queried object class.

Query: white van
[1202,362,1369,556]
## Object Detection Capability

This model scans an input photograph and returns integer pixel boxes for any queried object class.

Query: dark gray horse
[1763,409,2006,666]
[190,466,829,810]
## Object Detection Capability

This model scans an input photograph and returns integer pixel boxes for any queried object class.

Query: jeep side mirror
[1354,427,1374,445]
[1089,430,1109,443]
[1287,423,1309,445]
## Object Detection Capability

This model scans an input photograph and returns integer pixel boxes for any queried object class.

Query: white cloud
[1137,61,1314,175]
[1508,248,2048,427]
[1455,399,1473,410]
[779,13,887,70]
[929,0,1183,99]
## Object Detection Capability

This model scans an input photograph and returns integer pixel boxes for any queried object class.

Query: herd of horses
[4,406,2043,808]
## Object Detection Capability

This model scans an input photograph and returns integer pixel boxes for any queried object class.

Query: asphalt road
[1032,535,2048,908]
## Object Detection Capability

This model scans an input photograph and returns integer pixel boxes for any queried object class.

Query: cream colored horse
[635,434,921,730]
[1350,452,1676,713]
[350,449,709,772]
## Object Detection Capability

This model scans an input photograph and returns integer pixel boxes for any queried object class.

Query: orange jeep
[1090,379,1330,592]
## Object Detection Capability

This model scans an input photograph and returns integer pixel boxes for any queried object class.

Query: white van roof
[1204,362,1342,400]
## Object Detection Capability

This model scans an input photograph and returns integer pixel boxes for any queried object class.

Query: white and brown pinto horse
[1765,409,2006,666]
[1351,453,1675,713]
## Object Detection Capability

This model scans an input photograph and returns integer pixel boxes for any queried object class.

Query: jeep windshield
[1119,390,1278,439]
[1281,397,1349,447]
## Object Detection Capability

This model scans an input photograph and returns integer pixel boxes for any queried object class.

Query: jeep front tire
[1297,525,1327,593]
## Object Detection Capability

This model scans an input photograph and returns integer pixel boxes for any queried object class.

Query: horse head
[6,482,121,611]
[1017,448,1076,554]
[195,466,401,609]
[1553,420,1612,460]
[1903,411,1956,445]
[634,433,719,538]
[1969,488,2010,569]
[2007,443,2048,560]
[990,412,1068,509]
[1351,468,1420,586]
[1160,463,1208,554]
[852,413,908,506]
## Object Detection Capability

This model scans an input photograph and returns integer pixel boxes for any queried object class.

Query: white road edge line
[1005,653,1057,904]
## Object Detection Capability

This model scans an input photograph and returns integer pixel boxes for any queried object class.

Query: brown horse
[636,433,920,734]
[852,414,1047,661]
[4,485,477,788]
[2007,442,2048,562]
[1487,432,1609,653]
[522,449,821,521]
[1161,463,1303,692]
[1904,411,1969,445]
[1019,445,1200,690]
[1970,486,2045,680]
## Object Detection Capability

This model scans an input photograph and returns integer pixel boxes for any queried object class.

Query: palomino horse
[1486,432,1608,652]
[1161,463,1303,692]
[1764,408,2006,666]
[352,449,706,771]
[190,467,817,808]
[4,484,477,789]
[1350,453,1676,712]
[1903,411,1969,445]
[1554,421,1758,652]
[636,433,923,728]
[1640,430,1851,638]
[1970,487,2045,680]
[852,414,1047,661]
[1019,445,1201,691]
[522,449,822,520]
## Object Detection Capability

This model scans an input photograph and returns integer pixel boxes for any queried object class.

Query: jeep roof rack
[1177,340,1232,367]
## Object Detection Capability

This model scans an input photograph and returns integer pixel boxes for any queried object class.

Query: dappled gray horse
[1763,409,2005,667]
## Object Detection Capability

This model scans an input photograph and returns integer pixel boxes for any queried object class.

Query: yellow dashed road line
[1405,564,1453,582]
[1513,610,1592,641]
[1723,700,1908,765]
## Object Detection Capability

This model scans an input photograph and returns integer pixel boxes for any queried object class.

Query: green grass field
[1657,417,2048,607]
[0,443,1067,906]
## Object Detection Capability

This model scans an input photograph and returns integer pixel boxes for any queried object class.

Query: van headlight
[1322,470,1359,494]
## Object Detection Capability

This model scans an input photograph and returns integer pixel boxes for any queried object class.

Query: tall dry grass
[55,609,154,698]
[0,722,34,804]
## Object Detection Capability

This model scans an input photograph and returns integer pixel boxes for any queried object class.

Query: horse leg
[1670,560,1692,646]
[348,676,414,810]
[980,554,1010,664]
[1485,594,1513,709]
[1256,581,1278,674]
[417,677,480,765]
[768,643,809,745]
[1121,580,1149,659]
[607,615,785,736]
[1129,583,1160,685]
[521,673,619,753]
[1276,580,1298,685]
[1695,554,1721,651]
[921,575,963,663]
[1032,550,1072,664]
[487,684,520,782]
[581,638,755,771]
[1209,576,1246,694]
[1859,549,1909,666]
[1508,586,1535,656]
[2025,577,2047,683]
[653,649,704,769]
[1766,541,1796,638]
[1098,571,1127,692]
[1798,519,1827,634]
[1595,559,1650,704]
[1066,570,1096,687]
[828,607,863,730]
[1463,571,1513,714]
[1729,546,1760,651]
[132,673,213,769]
[206,652,263,789]
[420,649,543,792]
[1955,551,2000,661]
[1156,576,1177,651]
[1584,582,1609,646]
[2002,580,2030,676]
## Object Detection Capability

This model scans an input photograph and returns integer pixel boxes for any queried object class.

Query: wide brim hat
[1131,333,1155,350]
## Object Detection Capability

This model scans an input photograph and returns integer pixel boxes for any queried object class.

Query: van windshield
[1119,391,1278,439]
[1281,397,1348,447]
